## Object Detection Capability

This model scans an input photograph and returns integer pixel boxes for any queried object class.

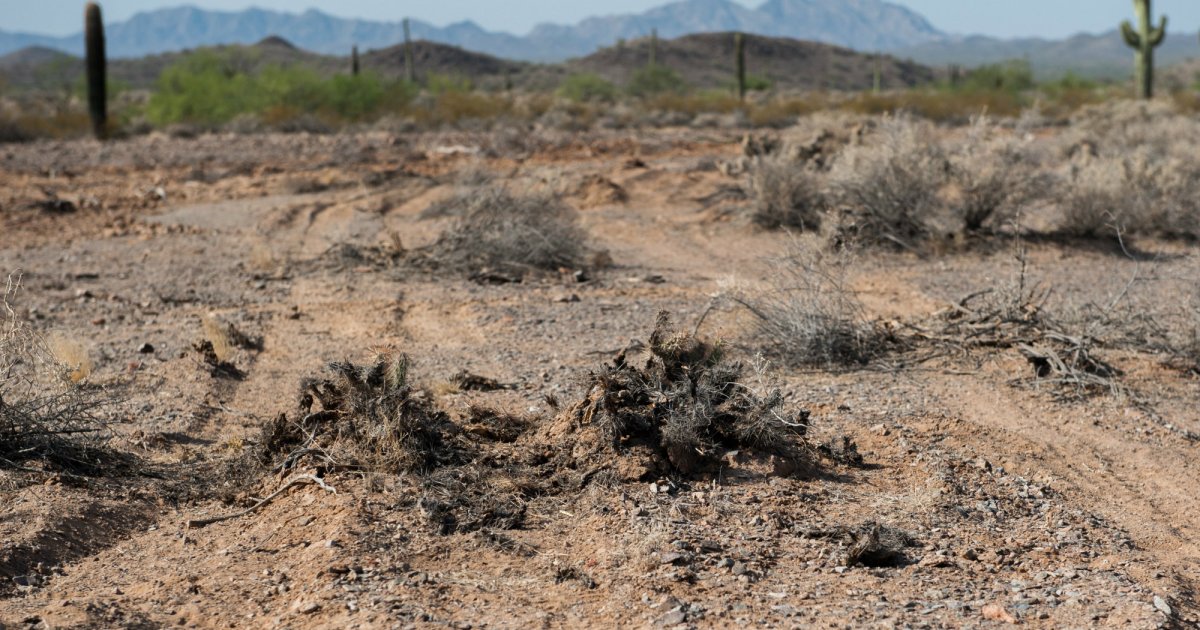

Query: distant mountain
[0,0,943,62]
[569,32,936,91]
[898,30,1200,80]
[0,32,936,94]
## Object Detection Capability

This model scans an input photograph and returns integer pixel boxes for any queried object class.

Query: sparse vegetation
[1,274,112,476]
[737,243,886,369]
[827,115,946,248]
[558,73,618,103]
[746,153,824,230]
[425,184,589,278]
[947,116,1050,232]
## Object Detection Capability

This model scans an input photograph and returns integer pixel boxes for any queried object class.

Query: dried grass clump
[419,164,496,220]
[259,352,456,475]
[557,312,809,476]
[738,243,885,369]
[1,274,113,475]
[426,184,588,277]
[746,153,825,230]
[828,115,947,249]
[948,117,1051,232]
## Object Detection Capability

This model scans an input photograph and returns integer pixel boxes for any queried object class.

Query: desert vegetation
[3,4,1200,627]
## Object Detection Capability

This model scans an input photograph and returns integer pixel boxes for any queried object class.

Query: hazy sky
[5,0,1200,39]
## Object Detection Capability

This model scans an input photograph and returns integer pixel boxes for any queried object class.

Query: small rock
[982,603,1017,624]
[655,609,686,626]
[138,343,155,354]
[659,552,687,565]
[554,294,581,303]
[294,602,320,615]
[731,562,749,576]
[1153,596,1172,616]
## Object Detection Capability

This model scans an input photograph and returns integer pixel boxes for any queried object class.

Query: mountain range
[1,1,1198,79]
[0,0,941,61]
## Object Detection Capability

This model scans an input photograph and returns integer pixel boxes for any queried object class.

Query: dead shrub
[549,312,810,476]
[1,274,116,477]
[737,243,886,369]
[1059,152,1200,239]
[746,153,825,230]
[828,115,947,248]
[948,117,1051,232]
[424,184,589,278]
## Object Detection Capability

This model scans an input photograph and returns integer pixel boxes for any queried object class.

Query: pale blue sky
[4,0,1200,39]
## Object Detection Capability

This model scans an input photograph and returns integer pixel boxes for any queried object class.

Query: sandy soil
[0,126,1196,628]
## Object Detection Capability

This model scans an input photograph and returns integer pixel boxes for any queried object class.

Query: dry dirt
[0,126,1196,629]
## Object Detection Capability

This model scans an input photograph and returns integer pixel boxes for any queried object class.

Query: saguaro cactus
[84,2,106,139]
[1121,0,1167,99]
[649,29,659,67]
[403,18,415,83]
[351,45,360,76]
[734,32,746,100]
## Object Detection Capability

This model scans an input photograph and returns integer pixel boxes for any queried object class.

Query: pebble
[1153,596,1172,616]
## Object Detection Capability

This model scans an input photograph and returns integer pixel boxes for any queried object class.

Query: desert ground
[0,106,1197,629]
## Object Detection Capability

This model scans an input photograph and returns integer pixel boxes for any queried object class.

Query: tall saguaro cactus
[1121,0,1167,99]
[403,19,416,83]
[84,2,107,139]
[649,29,659,67]
[351,45,360,76]
[734,33,746,100]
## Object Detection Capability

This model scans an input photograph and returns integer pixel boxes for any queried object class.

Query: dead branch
[184,474,337,529]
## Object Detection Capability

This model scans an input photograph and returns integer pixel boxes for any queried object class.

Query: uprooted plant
[1,273,116,478]
[258,351,458,475]
[551,311,811,476]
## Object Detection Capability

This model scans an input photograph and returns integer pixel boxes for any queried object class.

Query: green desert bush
[558,73,618,103]
[147,51,415,127]
[627,64,687,97]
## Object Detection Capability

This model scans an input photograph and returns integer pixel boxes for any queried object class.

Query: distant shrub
[828,115,947,248]
[1060,152,1200,239]
[627,64,687,97]
[428,184,588,277]
[747,154,825,230]
[948,116,1051,232]
[558,73,617,103]
[643,90,741,116]
[959,60,1035,93]
[747,96,826,128]
[147,51,415,127]
[426,73,473,94]
[737,242,885,369]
